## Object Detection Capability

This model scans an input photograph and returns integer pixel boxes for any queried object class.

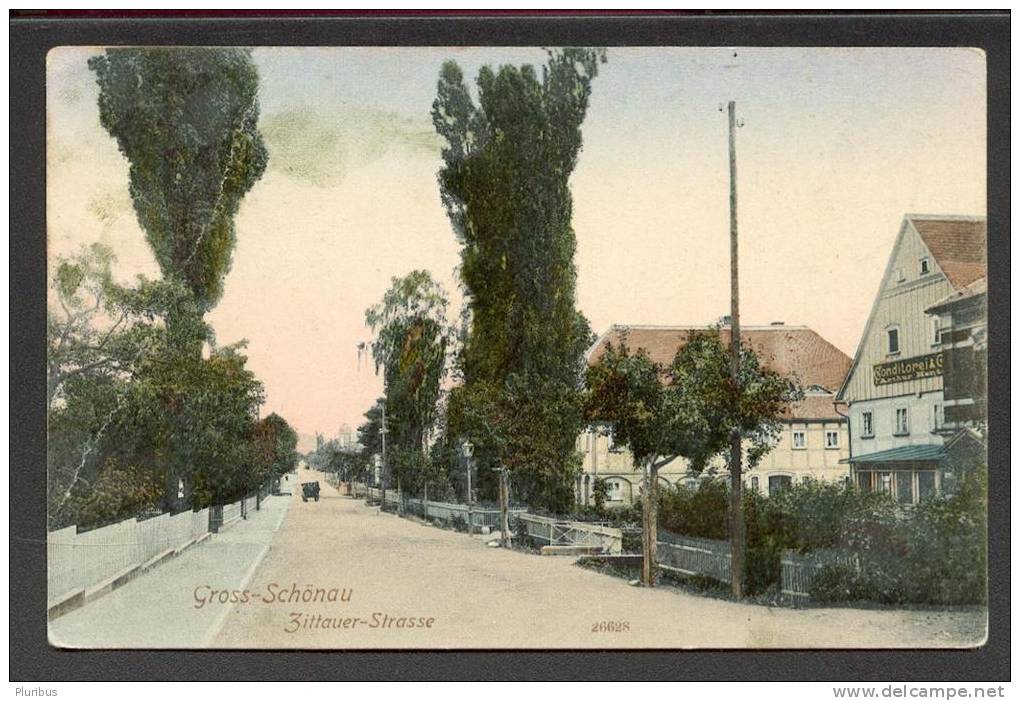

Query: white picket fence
[47,508,211,608]
[656,532,732,584]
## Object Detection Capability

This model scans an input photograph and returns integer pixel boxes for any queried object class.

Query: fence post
[499,469,510,548]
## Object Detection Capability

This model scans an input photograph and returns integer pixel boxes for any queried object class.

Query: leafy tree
[365,270,452,464]
[432,48,606,512]
[253,412,299,487]
[47,244,211,524]
[89,47,268,313]
[585,330,801,586]
[357,400,385,459]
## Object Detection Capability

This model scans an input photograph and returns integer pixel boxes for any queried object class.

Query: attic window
[887,326,900,355]
[920,257,931,275]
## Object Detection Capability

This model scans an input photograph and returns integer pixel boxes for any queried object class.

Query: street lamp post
[461,440,474,535]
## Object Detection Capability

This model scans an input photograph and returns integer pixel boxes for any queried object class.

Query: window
[876,472,893,494]
[920,257,930,275]
[856,472,873,492]
[931,316,942,346]
[894,407,909,435]
[861,411,874,438]
[857,469,938,504]
[887,327,900,355]
[917,471,936,501]
[895,472,913,504]
[825,430,840,449]
[750,476,759,492]
[768,475,792,496]
[932,404,943,430]
[792,430,806,449]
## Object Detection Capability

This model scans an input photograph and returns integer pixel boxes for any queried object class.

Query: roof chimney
[770,321,785,326]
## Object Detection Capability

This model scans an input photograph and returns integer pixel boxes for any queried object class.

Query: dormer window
[920,257,930,275]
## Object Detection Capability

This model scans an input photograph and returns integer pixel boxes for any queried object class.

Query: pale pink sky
[47,47,986,442]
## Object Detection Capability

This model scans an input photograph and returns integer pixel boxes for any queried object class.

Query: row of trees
[354,49,611,513]
[358,50,798,517]
[47,48,297,530]
[351,50,802,599]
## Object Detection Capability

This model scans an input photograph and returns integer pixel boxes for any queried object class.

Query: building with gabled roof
[836,214,987,503]
[577,322,852,506]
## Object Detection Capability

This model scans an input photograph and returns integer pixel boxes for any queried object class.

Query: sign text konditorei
[873,352,944,386]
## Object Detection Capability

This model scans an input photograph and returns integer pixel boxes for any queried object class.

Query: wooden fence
[47,507,210,609]
[361,486,528,530]
[655,531,732,584]
[47,489,276,611]
[781,549,859,601]
[354,484,620,553]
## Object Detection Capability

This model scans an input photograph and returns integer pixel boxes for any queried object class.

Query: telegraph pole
[727,100,746,600]
[380,400,388,510]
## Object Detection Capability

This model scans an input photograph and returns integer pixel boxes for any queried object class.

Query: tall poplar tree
[432,49,605,511]
[89,47,268,315]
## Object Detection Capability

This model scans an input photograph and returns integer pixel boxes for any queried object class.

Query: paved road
[213,470,986,649]
[48,485,292,649]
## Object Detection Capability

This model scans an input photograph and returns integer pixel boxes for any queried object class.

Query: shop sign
[873,352,943,386]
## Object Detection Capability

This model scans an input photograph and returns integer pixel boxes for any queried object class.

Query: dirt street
[213,470,986,649]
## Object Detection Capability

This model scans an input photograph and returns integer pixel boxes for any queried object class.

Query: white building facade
[836,215,986,504]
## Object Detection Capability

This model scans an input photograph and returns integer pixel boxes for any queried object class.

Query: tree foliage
[585,330,803,473]
[47,246,275,526]
[432,48,606,512]
[89,47,268,311]
[365,270,452,457]
[253,412,299,486]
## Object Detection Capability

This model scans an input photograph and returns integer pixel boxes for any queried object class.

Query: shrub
[659,479,729,541]
[65,459,163,530]
[509,516,541,551]
[657,469,988,605]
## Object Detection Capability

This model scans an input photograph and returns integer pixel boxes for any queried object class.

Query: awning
[840,444,946,465]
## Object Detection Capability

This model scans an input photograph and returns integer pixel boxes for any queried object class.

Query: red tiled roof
[587,325,852,421]
[909,216,987,290]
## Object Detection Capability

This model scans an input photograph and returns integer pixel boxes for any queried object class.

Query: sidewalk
[48,489,293,649]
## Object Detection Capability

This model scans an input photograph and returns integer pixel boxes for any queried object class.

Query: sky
[46,46,986,443]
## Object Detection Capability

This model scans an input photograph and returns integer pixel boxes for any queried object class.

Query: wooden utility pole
[641,460,659,586]
[727,100,746,599]
[498,468,510,548]
[380,401,388,509]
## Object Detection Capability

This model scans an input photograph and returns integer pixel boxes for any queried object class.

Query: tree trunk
[499,469,510,548]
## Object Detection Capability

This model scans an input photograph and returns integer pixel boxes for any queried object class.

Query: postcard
[45,45,988,649]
